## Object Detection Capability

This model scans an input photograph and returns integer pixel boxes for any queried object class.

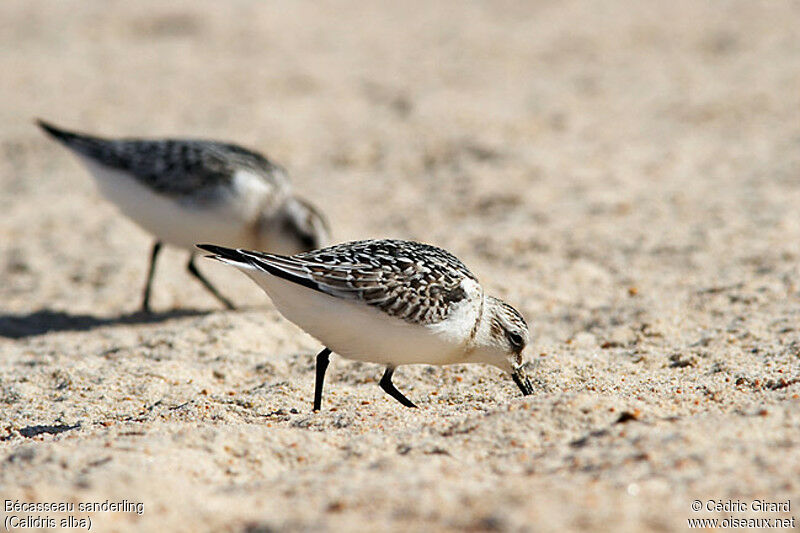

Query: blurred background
[2,1,799,329]
[1,1,799,531]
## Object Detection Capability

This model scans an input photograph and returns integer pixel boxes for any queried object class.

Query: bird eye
[299,233,318,250]
[506,331,524,349]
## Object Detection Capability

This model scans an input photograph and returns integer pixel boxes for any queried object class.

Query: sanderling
[37,120,330,312]
[197,239,533,410]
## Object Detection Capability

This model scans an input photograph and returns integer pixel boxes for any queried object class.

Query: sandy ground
[1,1,800,531]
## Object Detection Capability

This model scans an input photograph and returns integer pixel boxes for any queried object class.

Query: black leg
[313,348,332,411]
[379,367,417,408]
[187,253,235,310]
[142,241,163,313]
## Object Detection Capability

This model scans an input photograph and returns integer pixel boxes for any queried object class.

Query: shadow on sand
[0,308,209,339]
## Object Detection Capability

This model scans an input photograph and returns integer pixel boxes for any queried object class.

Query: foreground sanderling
[198,239,533,409]
[38,120,330,312]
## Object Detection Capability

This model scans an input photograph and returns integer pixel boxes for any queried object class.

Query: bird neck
[466,293,488,352]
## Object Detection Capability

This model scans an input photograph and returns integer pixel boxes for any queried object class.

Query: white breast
[81,160,276,251]
[243,270,482,367]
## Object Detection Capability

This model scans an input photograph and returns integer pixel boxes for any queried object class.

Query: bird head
[470,296,534,396]
[255,195,331,254]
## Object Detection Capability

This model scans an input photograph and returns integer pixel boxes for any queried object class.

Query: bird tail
[196,244,262,271]
[35,119,109,159]
[198,244,324,293]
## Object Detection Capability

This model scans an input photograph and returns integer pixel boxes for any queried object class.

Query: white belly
[82,160,270,250]
[247,271,475,367]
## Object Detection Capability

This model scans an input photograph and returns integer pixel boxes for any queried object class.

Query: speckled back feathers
[37,120,287,196]
[205,240,479,325]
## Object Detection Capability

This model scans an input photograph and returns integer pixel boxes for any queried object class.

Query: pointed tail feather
[36,119,84,144]
[196,243,252,265]
[36,118,114,162]
[197,244,322,292]
[196,244,285,274]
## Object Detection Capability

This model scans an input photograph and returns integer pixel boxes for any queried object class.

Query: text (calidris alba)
[198,239,533,410]
[38,120,330,312]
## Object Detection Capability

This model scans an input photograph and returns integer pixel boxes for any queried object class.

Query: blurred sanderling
[38,120,330,312]
[198,239,533,410]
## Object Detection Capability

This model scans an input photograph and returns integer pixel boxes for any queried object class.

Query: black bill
[511,368,534,396]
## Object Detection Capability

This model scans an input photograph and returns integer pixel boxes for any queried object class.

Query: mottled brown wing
[38,120,287,197]
[238,245,472,325]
